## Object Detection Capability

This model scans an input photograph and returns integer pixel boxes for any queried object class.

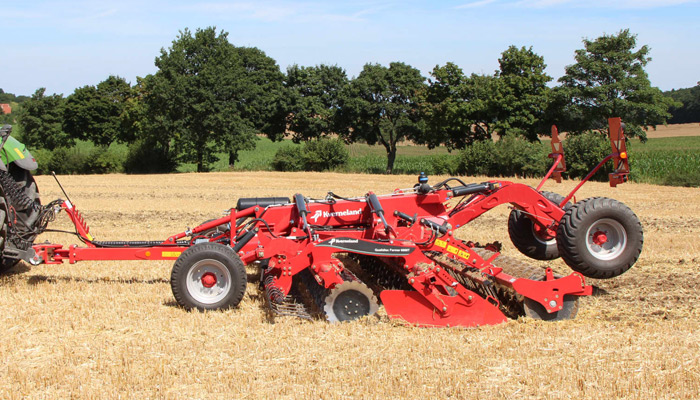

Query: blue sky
[3,0,699,96]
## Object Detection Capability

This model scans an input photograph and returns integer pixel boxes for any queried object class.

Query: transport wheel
[508,191,571,260]
[170,242,247,311]
[557,197,643,279]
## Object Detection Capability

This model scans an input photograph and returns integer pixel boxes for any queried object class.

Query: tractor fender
[1,136,38,171]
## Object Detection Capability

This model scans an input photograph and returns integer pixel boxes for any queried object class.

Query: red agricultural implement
[26,118,643,327]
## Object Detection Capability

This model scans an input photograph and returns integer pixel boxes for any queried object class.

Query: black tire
[0,195,11,275]
[557,197,643,279]
[508,191,571,260]
[8,165,41,228]
[170,242,247,311]
[0,165,42,258]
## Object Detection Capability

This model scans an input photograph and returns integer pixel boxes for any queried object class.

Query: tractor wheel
[508,191,571,260]
[170,242,247,311]
[557,197,643,279]
[1,165,42,255]
[0,196,11,274]
[7,164,42,223]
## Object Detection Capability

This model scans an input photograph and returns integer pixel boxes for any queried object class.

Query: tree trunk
[385,147,396,174]
[228,151,238,170]
[197,150,204,173]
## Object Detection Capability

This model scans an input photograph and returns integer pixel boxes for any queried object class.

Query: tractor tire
[0,196,11,274]
[0,165,42,259]
[7,164,42,228]
[170,242,247,311]
[557,197,643,279]
[508,191,571,260]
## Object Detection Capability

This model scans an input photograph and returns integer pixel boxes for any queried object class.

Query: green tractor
[0,125,45,273]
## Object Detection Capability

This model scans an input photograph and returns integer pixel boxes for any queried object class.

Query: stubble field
[1,171,698,399]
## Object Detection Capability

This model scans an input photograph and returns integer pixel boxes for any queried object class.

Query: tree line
[2,27,689,174]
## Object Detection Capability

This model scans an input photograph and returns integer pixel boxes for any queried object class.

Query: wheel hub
[186,259,232,304]
[323,280,379,322]
[201,272,217,288]
[585,218,628,261]
[592,231,608,246]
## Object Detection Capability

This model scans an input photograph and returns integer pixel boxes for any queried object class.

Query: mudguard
[1,136,38,171]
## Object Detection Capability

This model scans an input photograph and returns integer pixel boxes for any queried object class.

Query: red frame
[31,118,629,327]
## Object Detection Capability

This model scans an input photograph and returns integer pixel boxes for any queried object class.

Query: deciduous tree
[492,46,551,141]
[17,88,71,150]
[285,64,349,141]
[339,62,425,174]
[63,75,132,146]
[556,29,678,139]
[146,27,286,171]
[665,83,700,124]
[419,63,497,150]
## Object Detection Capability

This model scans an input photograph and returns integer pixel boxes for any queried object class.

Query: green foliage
[629,149,700,187]
[420,46,550,151]
[17,88,72,150]
[285,64,349,141]
[124,139,178,174]
[492,46,552,141]
[33,140,127,175]
[63,75,133,146]
[457,136,547,177]
[457,140,497,176]
[494,134,549,177]
[556,29,678,140]
[271,146,304,172]
[562,131,611,181]
[419,63,495,150]
[272,138,348,172]
[338,62,426,174]
[664,84,700,123]
[0,89,30,105]
[226,46,288,162]
[146,27,283,172]
[302,138,349,171]
[429,155,458,175]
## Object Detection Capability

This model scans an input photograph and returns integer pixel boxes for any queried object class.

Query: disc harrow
[26,118,643,328]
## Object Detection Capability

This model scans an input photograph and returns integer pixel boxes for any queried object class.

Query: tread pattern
[508,191,570,260]
[170,242,247,311]
[557,197,643,279]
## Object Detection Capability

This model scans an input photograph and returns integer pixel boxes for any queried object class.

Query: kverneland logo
[328,238,359,246]
[310,208,363,223]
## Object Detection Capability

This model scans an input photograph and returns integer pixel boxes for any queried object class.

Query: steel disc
[323,280,379,322]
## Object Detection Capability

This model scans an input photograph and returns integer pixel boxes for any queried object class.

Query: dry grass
[1,171,699,399]
[647,123,700,138]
